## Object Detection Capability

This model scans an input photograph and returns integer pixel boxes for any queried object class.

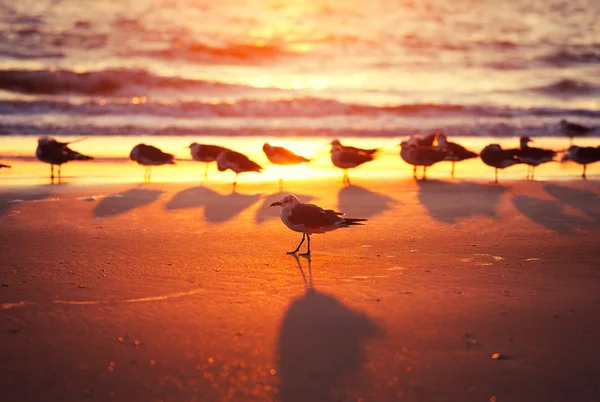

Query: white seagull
[270,194,367,256]
[216,149,263,190]
[36,136,93,183]
[130,144,176,182]
[330,144,375,185]
[188,143,229,179]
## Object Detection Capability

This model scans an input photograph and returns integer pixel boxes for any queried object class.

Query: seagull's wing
[288,204,343,228]
[145,145,174,162]
[227,151,263,171]
[273,146,310,163]
[338,151,374,165]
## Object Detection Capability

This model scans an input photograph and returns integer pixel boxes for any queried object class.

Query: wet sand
[1,178,600,402]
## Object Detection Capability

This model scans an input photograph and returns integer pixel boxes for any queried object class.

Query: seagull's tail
[342,217,367,226]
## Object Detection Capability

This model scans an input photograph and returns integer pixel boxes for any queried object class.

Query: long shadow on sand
[278,255,382,402]
[165,186,260,223]
[0,190,53,217]
[337,185,396,219]
[94,188,163,218]
[543,183,600,221]
[512,195,592,234]
[417,180,507,224]
[254,192,315,224]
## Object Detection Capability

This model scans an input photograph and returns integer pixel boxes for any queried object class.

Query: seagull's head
[38,136,55,145]
[483,144,502,152]
[270,194,300,208]
[520,136,533,147]
[188,142,199,149]
[436,133,448,148]
[330,139,341,146]
[262,143,271,152]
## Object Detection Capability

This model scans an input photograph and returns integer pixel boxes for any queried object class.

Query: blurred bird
[263,143,311,166]
[189,143,228,180]
[130,144,175,182]
[0,163,10,169]
[561,145,600,179]
[330,139,378,155]
[560,119,595,145]
[517,136,556,180]
[437,134,478,178]
[36,136,93,183]
[480,144,523,183]
[330,144,375,185]
[270,194,366,256]
[399,134,446,180]
[216,149,262,190]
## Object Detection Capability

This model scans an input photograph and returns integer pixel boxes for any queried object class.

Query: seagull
[399,134,446,180]
[480,144,523,183]
[517,136,556,180]
[560,119,595,145]
[330,144,375,185]
[263,143,312,187]
[0,163,10,169]
[561,145,600,179]
[36,136,93,183]
[263,143,311,166]
[189,143,228,179]
[437,134,478,178]
[129,144,175,182]
[270,194,367,256]
[216,149,262,190]
[330,139,378,155]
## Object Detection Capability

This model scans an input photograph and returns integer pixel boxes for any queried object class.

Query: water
[0,0,599,138]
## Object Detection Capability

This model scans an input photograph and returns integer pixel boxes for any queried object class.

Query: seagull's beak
[270,201,282,207]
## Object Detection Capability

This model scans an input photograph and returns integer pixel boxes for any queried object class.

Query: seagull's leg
[50,164,54,180]
[531,167,535,181]
[494,168,498,184]
[299,234,311,258]
[149,166,152,182]
[413,165,417,179]
[204,162,209,179]
[58,165,62,183]
[287,233,306,254]
[583,165,587,179]
[451,161,455,178]
[423,166,427,181]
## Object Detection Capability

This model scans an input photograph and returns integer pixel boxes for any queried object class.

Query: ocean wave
[529,79,600,97]
[0,68,256,96]
[0,121,596,138]
[539,49,600,67]
[135,41,291,64]
[1,98,599,119]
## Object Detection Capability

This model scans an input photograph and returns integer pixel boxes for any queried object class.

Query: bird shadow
[254,191,316,224]
[0,190,53,217]
[94,188,163,218]
[277,255,383,402]
[165,186,260,223]
[337,185,396,219]
[543,183,600,221]
[417,180,507,223]
[512,195,592,233]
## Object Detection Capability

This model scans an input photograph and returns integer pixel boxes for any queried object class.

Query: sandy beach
[1,177,599,402]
